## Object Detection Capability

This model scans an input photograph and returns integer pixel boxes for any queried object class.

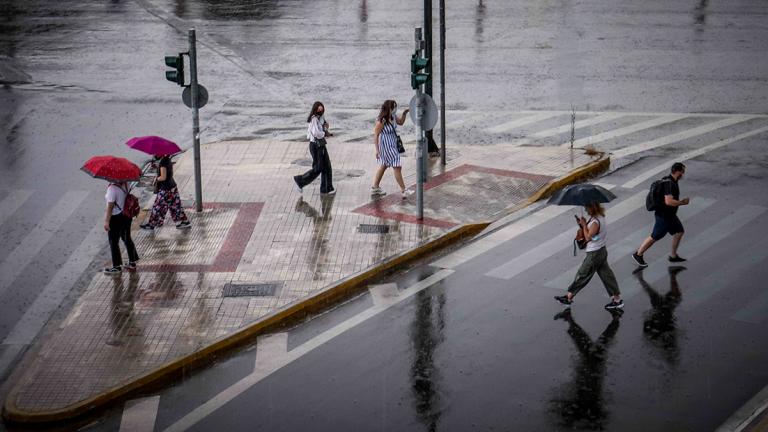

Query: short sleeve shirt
[157,157,177,191]
[656,176,680,217]
[105,184,127,216]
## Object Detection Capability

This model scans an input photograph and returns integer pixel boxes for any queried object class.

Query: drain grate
[358,224,390,234]
[222,283,279,298]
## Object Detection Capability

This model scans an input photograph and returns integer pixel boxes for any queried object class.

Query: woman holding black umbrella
[553,200,623,310]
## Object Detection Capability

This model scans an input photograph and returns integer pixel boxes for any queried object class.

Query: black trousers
[108,213,139,267]
[295,141,333,193]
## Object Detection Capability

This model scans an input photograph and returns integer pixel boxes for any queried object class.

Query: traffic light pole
[414,28,426,221]
[189,29,203,213]
[439,0,446,166]
[423,0,440,156]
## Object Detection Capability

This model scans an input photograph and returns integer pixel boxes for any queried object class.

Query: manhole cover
[222,283,279,297]
[358,224,390,234]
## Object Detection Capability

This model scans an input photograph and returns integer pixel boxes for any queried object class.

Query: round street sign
[182,84,209,109]
[408,93,439,131]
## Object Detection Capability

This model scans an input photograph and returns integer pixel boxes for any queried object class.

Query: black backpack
[645,177,669,211]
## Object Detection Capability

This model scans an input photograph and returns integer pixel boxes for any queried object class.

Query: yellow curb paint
[2,151,610,425]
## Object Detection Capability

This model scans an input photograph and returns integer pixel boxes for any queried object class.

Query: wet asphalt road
[82,136,768,432]
[0,0,767,429]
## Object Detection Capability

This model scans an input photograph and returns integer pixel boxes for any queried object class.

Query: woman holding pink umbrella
[125,136,191,231]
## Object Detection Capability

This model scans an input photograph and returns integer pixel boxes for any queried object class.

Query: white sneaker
[401,189,414,199]
[324,188,336,196]
[371,187,386,196]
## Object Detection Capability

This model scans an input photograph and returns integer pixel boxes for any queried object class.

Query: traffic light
[410,53,430,90]
[164,54,186,86]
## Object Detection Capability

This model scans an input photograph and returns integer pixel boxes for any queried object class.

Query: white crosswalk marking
[565,114,688,149]
[485,112,562,134]
[622,125,768,189]
[682,236,768,313]
[120,396,160,432]
[528,112,626,140]
[544,197,715,290]
[485,190,647,280]
[432,204,577,269]
[611,116,755,159]
[619,205,766,300]
[0,190,90,296]
[0,190,33,227]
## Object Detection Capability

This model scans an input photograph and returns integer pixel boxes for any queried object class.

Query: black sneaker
[140,223,154,231]
[632,252,648,267]
[668,255,687,263]
[103,266,122,274]
[554,295,573,306]
[176,221,191,229]
[604,299,624,310]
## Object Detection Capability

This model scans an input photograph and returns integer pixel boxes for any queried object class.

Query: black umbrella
[547,183,616,206]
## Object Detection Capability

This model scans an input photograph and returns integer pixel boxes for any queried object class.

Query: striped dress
[377,118,400,167]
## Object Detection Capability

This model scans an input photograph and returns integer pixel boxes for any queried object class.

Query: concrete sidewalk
[2,137,605,423]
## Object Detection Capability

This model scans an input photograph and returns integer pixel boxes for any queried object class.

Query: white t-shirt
[585,216,607,252]
[105,184,127,216]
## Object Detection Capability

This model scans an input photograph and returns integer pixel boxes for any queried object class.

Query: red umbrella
[125,136,182,156]
[81,156,142,182]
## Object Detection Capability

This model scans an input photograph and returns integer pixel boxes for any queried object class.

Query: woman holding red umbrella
[81,155,141,274]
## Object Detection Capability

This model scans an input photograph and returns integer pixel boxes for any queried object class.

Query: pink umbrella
[125,136,182,156]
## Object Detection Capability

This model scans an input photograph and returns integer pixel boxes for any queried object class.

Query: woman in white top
[293,101,335,195]
[104,181,139,274]
[555,201,623,310]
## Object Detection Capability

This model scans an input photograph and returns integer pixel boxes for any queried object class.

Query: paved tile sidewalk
[4,138,600,419]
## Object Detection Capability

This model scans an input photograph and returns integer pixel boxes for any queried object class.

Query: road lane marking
[611,116,756,159]
[432,204,577,269]
[619,205,766,300]
[369,283,400,307]
[732,289,768,325]
[0,190,33,227]
[524,112,626,142]
[0,190,90,296]
[120,396,160,432]
[622,125,768,188]
[254,333,289,374]
[682,236,768,313]
[485,112,562,134]
[2,223,105,346]
[565,114,688,149]
[164,269,454,432]
[544,197,715,290]
[485,190,646,280]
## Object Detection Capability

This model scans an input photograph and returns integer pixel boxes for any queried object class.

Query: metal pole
[415,28,425,221]
[439,0,446,166]
[189,29,203,212]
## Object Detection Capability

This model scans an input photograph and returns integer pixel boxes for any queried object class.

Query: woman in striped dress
[371,100,411,199]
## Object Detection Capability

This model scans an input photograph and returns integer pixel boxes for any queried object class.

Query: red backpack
[111,184,141,218]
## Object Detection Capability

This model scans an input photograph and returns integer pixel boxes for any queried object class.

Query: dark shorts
[651,214,685,240]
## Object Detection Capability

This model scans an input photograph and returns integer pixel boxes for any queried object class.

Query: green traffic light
[410,54,430,89]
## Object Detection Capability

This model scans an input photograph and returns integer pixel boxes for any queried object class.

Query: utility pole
[188,29,203,212]
[439,0,446,165]
[414,28,427,221]
[423,0,440,155]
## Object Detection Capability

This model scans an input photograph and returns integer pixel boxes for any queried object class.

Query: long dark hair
[377,100,396,124]
[585,202,606,217]
[307,101,324,123]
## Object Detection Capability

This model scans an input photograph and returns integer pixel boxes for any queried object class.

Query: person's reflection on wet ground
[475,0,486,43]
[359,0,367,23]
[550,308,623,430]
[635,266,685,367]
[409,289,446,432]
[295,195,335,281]
[694,0,708,29]
[107,271,142,347]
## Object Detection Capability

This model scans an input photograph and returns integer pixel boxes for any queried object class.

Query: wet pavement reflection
[409,289,447,432]
[295,195,335,281]
[636,267,685,368]
[550,308,622,430]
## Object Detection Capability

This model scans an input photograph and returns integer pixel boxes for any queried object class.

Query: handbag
[396,134,405,154]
